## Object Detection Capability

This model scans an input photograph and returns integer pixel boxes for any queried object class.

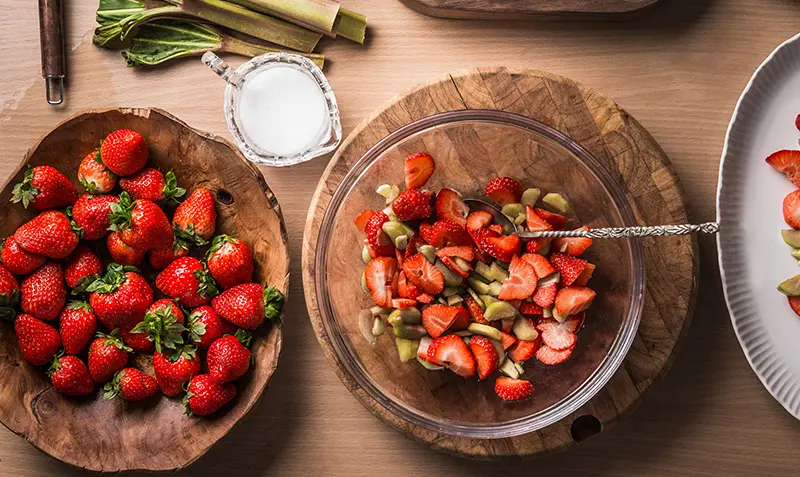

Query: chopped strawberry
[554,286,596,317]
[416,293,434,304]
[364,257,398,308]
[419,221,435,245]
[789,296,800,317]
[488,224,505,235]
[480,234,521,262]
[354,210,375,234]
[464,295,490,325]
[522,253,555,279]
[404,234,426,260]
[449,306,471,332]
[534,208,566,229]
[403,254,445,295]
[573,263,596,287]
[485,177,522,206]
[421,304,461,338]
[425,220,472,247]
[519,302,543,316]
[440,255,470,278]
[526,206,554,233]
[508,338,541,362]
[767,150,800,188]
[550,253,587,287]
[784,190,800,229]
[501,318,514,333]
[498,255,537,300]
[537,317,579,351]
[435,246,475,261]
[392,298,418,309]
[553,226,593,256]
[494,376,533,401]
[427,334,476,377]
[435,188,469,227]
[469,335,500,380]
[405,152,435,189]
[533,282,557,308]
[535,344,573,365]
[499,331,517,350]
[525,238,551,254]
[392,188,433,221]
[466,211,493,235]
[364,211,395,256]
[397,271,421,300]
[417,336,434,362]
[796,115,800,132]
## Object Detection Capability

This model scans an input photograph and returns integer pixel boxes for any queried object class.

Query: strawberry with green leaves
[64,246,102,292]
[108,192,173,251]
[119,168,185,202]
[14,210,79,259]
[188,305,236,350]
[130,299,187,354]
[88,330,131,383]
[173,188,217,247]
[0,236,45,275]
[211,283,284,330]
[207,330,251,384]
[153,345,201,397]
[68,193,119,241]
[106,231,146,267]
[59,301,97,355]
[0,264,19,319]
[184,374,236,416]
[11,165,78,211]
[78,149,117,194]
[155,257,218,308]
[103,368,158,401]
[15,313,61,366]
[20,262,65,321]
[206,234,254,289]
[87,263,153,330]
[49,355,94,396]
[100,129,148,177]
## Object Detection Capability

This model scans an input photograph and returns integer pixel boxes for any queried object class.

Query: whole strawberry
[184,374,236,416]
[14,210,78,259]
[88,264,153,330]
[78,149,117,194]
[0,236,45,275]
[391,188,432,221]
[153,346,201,397]
[100,129,148,177]
[148,241,189,270]
[0,264,20,319]
[103,368,158,401]
[49,355,94,396]
[11,165,78,211]
[15,314,61,366]
[188,305,236,350]
[20,262,65,321]
[64,246,102,292]
[119,325,155,353]
[69,193,119,241]
[211,284,284,330]
[108,192,172,251]
[107,231,146,267]
[120,168,185,202]
[59,301,97,355]
[207,331,251,384]
[206,234,254,289]
[155,257,218,308]
[131,298,186,354]
[173,188,217,246]
[88,330,131,383]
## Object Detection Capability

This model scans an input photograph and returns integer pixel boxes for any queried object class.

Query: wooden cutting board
[302,67,698,458]
[401,0,662,18]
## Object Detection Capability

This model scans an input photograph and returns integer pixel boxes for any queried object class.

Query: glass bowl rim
[314,109,646,438]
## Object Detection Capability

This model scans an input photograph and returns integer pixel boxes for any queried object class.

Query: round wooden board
[0,108,290,472]
[302,67,698,459]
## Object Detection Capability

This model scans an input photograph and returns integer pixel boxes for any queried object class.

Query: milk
[237,64,329,156]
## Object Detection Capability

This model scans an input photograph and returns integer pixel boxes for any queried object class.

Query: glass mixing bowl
[314,110,645,438]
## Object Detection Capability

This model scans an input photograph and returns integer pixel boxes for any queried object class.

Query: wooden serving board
[401,0,662,19]
[302,67,698,458]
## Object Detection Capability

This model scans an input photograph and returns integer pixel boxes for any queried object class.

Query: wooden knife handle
[38,0,65,78]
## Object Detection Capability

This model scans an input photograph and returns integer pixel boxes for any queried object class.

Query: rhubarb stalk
[227,0,340,35]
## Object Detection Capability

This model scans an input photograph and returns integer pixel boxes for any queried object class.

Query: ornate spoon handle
[519,222,719,239]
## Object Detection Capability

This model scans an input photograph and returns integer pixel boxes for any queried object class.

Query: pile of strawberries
[0,129,283,416]
[355,152,597,402]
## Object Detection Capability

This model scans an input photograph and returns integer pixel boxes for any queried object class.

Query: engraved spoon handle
[519,222,719,239]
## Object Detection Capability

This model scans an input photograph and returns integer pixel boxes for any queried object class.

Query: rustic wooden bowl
[0,108,289,472]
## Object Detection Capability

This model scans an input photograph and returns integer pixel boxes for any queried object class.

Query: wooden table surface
[0,0,798,475]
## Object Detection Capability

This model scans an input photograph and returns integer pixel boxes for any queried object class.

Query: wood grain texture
[401,0,661,19]
[301,67,697,458]
[0,108,289,472]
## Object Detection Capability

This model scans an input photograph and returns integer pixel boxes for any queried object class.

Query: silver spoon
[463,199,719,239]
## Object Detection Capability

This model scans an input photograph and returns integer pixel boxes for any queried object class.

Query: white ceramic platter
[718,33,800,418]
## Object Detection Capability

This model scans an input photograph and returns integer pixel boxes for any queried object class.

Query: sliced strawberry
[554,286,596,317]
[488,224,505,235]
[397,271,421,300]
[392,189,433,221]
[533,282,557,308]
[464,295,490,325]
[526,206,554,233]
[435,246,475,261]
[499,331,517,350]
[480,234,521,263]
[789,297,800,317]
[573,262,596,287]
[354,210,375,234]
[494,376,533,401]
[485,177,522,206]
[501,318,514,333]
[421,304,461,338]
[466,211,493,235]
[498,255,537,300]
[525,238,551,254]
[508,338,540,362]
[469,335,500,380]
[767,150,800,188]
[519,302,543,316]
[535,344,573,365]
[416,293,434,304]
[404,234,426,260]
[435,188,469,227]
[417,336,435,363]
[426,220,472,247]
[364,211,395,256]
[553,226,593,256]
[784,189,800,229]
[427,334,476,377]
[534,208,566,229]
[395,248,405,268]
[364,257,398,308]
[536,317,579,351]
[522,253,555,279]
[405,152,435,189]
[392,298,418,309]
[403,254,445,295]
[440,255,469,278]
[419,221,435,245]
[796,115,800,132]
[550,253,587,287]
[449,306,471,332]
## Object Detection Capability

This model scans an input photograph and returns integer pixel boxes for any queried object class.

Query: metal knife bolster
[38,0,65,104]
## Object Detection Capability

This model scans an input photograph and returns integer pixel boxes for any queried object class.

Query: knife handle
[38,0,65,104]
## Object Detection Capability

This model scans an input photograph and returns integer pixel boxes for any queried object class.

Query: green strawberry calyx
[85,263,137,295]
[132,303,187,354]
[66,300,92,312]
[107,192,135,232]
[168,343,197,363]
[97,328,133,352]
[162,170,186,201]
[234,328,252,348]
[174,223,208,250]
[206,232,238,258]
[102,370,124,400]
[187,311,207,344]
[193,268,219,300]
[182,378,196,416]
[10,166,38,209]
[46,351,65,377]
[65,207,85,240]
[262,286,285,325]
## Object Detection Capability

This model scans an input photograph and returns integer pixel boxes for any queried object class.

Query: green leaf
[86,263,130,294]
[187,310,207,343]
[262,286,284,325]
[107,192,134,232]
[193,269,218,300]
[10,167,37,209]
[162,170,186,201]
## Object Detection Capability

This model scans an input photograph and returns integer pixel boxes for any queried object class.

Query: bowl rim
[314,109,646,438]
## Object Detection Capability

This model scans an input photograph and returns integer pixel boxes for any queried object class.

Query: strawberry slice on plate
[392,298,418,309]
[499,331,517,350]
[435,188,469,227]
[498,255,537,300]
[784,189,800,229]
[522,253,555,278]
[480,234,521,262]
[485,177,522,206]
[364,257,398,308]
[494,376,533,401]
[469,335,499,380]
[767,150,800,188]
[536,317,580,351]
[421,304,462,338]
[526,206,554,233]
[435,245,475,261]
[519,302,543,316]
[403,254,445,295]
[466,211,493,236]
[353,210,375,234]
[427,334,476,377]
[416,293,434,304]
[533,282,557,308]
[553,226,593,256]
[535,344,573,365]
[508,338,541,362]
[554,286,596,317]
[534,208,566,229]
[573,262,596,287]
[549,252,587,287]
[405,152,435,189]
[425,220,472,247]
[789,296,800,317]
[464,295,490,325]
